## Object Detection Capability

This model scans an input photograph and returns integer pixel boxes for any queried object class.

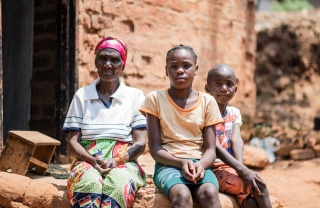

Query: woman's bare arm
[68,130,97,164]
[124,128,147,162]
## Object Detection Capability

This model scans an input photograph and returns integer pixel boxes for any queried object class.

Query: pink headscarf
[94,36,127,67]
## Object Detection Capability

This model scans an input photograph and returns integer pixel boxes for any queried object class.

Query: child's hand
[192,161,205,182]
[181,160,197,184]
[238,167,266,197]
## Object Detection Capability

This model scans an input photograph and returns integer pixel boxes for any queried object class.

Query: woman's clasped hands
[93,157,118,177]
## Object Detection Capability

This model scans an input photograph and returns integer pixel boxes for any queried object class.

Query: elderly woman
[63,36,147,208]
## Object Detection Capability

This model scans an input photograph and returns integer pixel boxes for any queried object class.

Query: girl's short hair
[166,44,197,64]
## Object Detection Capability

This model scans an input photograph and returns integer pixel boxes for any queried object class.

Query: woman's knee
[72,169,103,193]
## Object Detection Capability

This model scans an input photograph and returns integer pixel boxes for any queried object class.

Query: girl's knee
[242,197,258,208]
[194,183,219,202]
[169,185,193,207]
[196,184,221,208]
[253,184,272,208]
[257,184,270,197]
[171,188,192,201]
[199,183,219,198]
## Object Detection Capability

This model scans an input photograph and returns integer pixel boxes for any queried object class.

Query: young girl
[140,45,223,208]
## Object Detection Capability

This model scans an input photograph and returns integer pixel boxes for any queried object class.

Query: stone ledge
[0,172,281,208]
[134,187,240,208]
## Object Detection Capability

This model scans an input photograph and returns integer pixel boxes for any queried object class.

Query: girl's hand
[181,160,197,184]
[193,161,205,182]
[238,167,266,196]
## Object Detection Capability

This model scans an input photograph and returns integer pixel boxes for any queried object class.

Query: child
[205,64,272,208]
[140,45,223,208]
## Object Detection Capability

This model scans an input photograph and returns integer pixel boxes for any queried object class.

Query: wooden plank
[8,131,61,146]
[29,157,49,169]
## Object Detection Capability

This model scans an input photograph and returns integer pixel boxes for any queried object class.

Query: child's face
[205,67,237,105]
[165,49,198,89]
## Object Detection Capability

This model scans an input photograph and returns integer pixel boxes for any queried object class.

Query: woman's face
[165,49,198,90]
[95,48,124,82]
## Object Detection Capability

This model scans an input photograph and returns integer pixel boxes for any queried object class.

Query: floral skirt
[67,139,146,208]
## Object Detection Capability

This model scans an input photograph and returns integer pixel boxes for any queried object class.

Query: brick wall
[30,0,56,137]
[76,0,257,136]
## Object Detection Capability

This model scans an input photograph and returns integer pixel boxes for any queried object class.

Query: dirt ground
[138,153,320,208]
[256,157,320,208]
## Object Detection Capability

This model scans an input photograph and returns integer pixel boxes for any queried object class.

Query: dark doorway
[2,0,34,143]
[1,0,76,161]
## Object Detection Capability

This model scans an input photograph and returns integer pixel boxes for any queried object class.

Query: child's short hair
[207,64,235,83]
[166,44,197,64]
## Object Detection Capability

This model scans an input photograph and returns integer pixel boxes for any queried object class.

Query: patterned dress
[67,140,145,208]
[63,78,147,208]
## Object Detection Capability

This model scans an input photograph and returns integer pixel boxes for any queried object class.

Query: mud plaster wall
[76,0,257,134]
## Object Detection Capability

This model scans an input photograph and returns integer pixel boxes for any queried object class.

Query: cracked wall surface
[76,0,257,134]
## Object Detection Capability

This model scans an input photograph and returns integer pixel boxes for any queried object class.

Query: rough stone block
[52,186,70,208]
[0,172,31,208]
[290,148,315,160]
[133,187,240,208]
[243,145,269,168]
[312,145,320,157]
[24,180,57,207]
[0,172,281,208]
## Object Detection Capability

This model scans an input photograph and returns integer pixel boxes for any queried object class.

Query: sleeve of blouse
[62,92,84,133]
[131,90,147,130]
[204,96,223,127]
[139,90,159,118]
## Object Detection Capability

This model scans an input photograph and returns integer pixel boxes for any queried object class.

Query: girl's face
[95,48,124,82]
[205,67,237,105]
[165,49,198,90]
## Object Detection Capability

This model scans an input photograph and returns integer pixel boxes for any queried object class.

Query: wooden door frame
[0,1,3,148]
[55,0,77,156]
